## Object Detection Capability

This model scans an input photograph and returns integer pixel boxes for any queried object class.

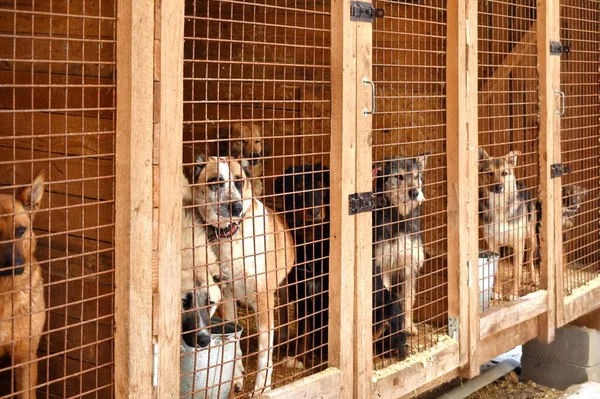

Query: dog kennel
[0,0,598,398]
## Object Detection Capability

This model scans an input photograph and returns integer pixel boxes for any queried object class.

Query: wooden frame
[115,0,155,397]
[108,1,600,398]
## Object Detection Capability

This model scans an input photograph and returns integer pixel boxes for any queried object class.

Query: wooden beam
[446,0,478,373]
[257,369,341,399]
[537,0,561,344]
[353,10,374,399]
[329,2,357,399]
[372,340,459,399]
[153,0,184,397]
[477,317,539,365]
[571,308,600,330]
[479,290,548,338]
[479,26,537,105]
[563,276,600,325]
[115,0,155,397]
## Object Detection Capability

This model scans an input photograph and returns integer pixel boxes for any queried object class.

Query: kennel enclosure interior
[0,0,598,398]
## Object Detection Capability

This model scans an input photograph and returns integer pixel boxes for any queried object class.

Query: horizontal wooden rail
[372,340,459,399]
[257,369,341,399]
[563,276,600,326]
[479,290,548,339]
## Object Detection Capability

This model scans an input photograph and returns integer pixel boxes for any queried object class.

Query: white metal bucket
[479,251,499,311]
[180,318,243,399]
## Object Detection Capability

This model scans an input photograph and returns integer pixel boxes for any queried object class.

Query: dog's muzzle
[215,222,239,239]
[0,248,25,276]
[491,184,505,194]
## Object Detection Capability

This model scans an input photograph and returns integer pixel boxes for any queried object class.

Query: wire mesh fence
[477,0,540,308]
[0,0,116,397]
[559,0,600,296]
[371,0,449,368]
[181,0,331,396]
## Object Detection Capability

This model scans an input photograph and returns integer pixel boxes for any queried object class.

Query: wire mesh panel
[0,0,116,398]
[559,1,600,296]
[371,0,449,368]
[477,0,540,307]
[181,0,331,396]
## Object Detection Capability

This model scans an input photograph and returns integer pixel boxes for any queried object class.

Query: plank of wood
[353,11,374,399]
[537,0,560,344]
[563,276,600,325]
[477,317,539,365]
[0,70,115,118]
[257,368,341,399]
[446,0,479,374]
[154,0,184,397]
[0,112,115,158]
[115,0,154,397]
[479,290,548,338]
[372,340,459,399]
[328,2,357,399]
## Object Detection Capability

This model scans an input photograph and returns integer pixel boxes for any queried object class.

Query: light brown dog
[478,149,537,299]
[191,155,294,394]
[215,122,269,197]
[0,171,46,399]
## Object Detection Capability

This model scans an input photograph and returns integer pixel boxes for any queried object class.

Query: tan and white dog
[478,148,537,298]
[191,155,294,394]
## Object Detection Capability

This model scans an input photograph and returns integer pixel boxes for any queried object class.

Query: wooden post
[329,1,357,399]
[153,0,185,397]
[354,12,374,399]
[115,0,155,397]
[446,0,478,373]
[537,0,560,344]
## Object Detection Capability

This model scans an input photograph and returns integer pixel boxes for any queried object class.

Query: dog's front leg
[221,282,245,393]
[252,288,275,395]
[14,343,37,399]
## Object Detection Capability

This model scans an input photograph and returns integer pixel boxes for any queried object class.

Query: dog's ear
[194,154,207,182]
[416,152,430,171]
[478,148,491,172]
[19,170,45,212]
[506,150,521,167]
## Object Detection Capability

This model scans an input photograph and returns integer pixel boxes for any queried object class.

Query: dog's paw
[406,324,419,336]
[233,360,245,393]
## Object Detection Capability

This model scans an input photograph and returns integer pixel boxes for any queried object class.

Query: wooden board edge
[257,368,341,399]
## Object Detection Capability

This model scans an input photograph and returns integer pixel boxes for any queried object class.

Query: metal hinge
[449,317,459,341]
[550,163,571,179]
[550,41,571,55]
[350,1,385,23]
[152,343,159,387]
[349,192,385,215]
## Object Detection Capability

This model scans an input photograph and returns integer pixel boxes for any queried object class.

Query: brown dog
[0,171,46,399]
[191,155,294,394]
[478,149,537,299]
[215,122,269,197]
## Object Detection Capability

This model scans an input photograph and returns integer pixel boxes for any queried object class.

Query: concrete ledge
[521,354,599,391]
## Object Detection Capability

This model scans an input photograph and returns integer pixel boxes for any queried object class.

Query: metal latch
[349,192,385,215]
[550,163,571,179]
[449,317,459,341]
[550,41,571,55]
[350,1,385,23]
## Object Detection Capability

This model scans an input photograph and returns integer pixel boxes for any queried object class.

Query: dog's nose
[197,333,211,348]
[410,189,421,200]
[231,202,243,217]
[252,152,260,159]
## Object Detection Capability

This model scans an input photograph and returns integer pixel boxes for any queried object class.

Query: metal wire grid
[182,1,331,396]
[0,1,116,398]
[559,1,600,296]
[477,0,540,307]
[371,1,448,367]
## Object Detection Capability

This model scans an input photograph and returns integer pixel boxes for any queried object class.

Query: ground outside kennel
[0,0,598,399]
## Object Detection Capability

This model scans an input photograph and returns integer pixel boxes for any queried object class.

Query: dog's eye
[488,172,494,177]
[15,226,26,238]
[209,300,216,306]
[501,171,508,177]
[212,275,221,283]
[255,140,260,144]
[397,175,404,181]
[234,181,242,191]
